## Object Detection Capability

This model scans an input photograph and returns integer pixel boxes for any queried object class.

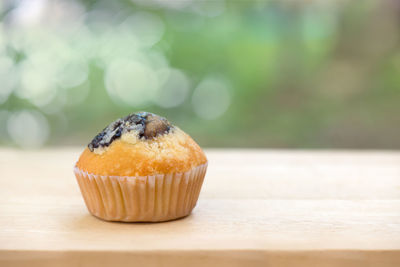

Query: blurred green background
[0,0,399,149]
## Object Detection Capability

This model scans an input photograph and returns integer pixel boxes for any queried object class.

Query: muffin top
[87,112,172,152]
[76,112,207,176]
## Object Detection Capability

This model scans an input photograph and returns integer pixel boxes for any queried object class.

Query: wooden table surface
[1,148,400,267]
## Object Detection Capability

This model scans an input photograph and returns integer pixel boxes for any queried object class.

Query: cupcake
[74,112,207,222]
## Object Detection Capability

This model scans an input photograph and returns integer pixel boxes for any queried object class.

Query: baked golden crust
[76,128,207,176]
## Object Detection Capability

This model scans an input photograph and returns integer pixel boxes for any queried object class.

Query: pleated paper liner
[74,163,207,222]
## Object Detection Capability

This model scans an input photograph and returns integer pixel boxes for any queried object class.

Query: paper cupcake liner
[74,163,207,222]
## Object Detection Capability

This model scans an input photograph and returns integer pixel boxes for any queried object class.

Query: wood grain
[1,148,400,266]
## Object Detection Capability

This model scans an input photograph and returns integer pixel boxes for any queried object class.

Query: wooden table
[1,149,400,267]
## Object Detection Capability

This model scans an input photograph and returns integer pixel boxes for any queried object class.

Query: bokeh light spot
[17,62,57,107]
[56,60,88,88]
[105,59,159,107]
[192,76,231,119]
[120,12,164,47]
[7,110,49,148]
[155,69,190,108]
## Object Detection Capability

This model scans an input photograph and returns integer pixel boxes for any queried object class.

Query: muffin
[74,112,207,222]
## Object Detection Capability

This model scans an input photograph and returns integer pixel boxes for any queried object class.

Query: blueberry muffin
[74,112,207,222]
